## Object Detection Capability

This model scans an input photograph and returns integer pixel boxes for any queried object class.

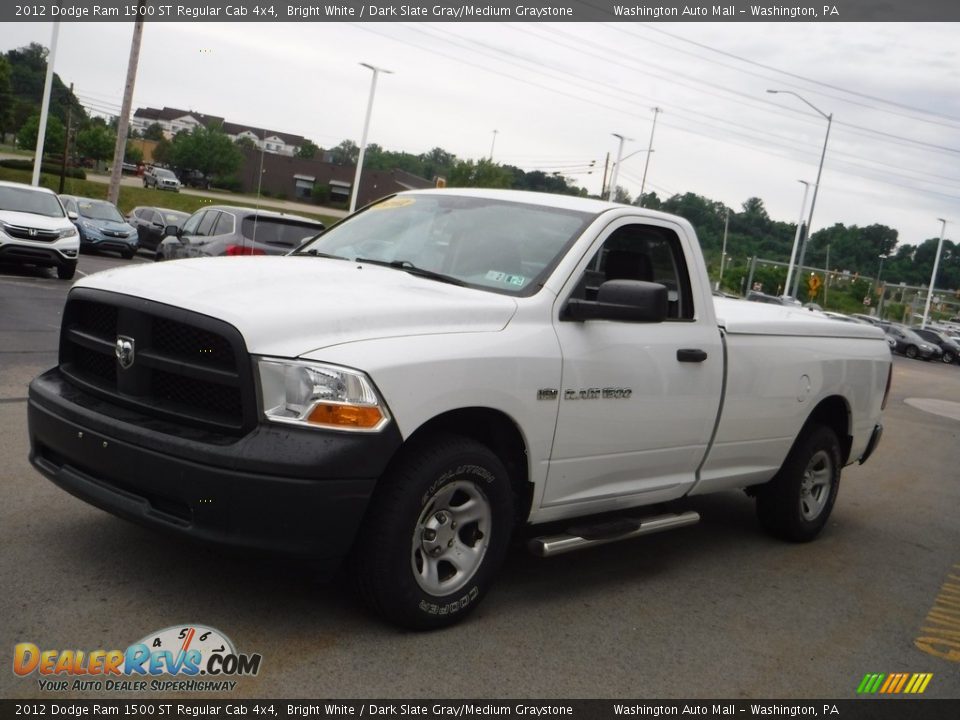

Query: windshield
[0,186,65,218]
[296,194,594,296]
[242,217,325,247]
[78,200,124,223]
[162,210,189,225]
[154,169,177,179]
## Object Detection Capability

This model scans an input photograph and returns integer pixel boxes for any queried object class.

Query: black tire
[756,425,841,543]
[121,249,135,260]
[905,345,918,359]
[56,263,76,280]
[942,351,955,364]
[351,434,514,630]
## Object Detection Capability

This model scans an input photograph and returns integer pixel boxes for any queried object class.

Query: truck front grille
[59,290,256,435]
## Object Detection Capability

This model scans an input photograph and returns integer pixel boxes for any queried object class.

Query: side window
[571,224,694,320]
[212,212,235,236]
[181,210,205,236]
[133,208,146,219]
[62,198,77,214]
[196,211,219,237]
[148,210,163,226]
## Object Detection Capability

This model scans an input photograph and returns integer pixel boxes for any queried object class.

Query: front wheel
[56,262,77,280]
[351,434,515,630]
[756,425,841,542]
[905,345,918,359]
[942,351,955,364]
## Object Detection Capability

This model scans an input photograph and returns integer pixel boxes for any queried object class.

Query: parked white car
[0,180,79,279]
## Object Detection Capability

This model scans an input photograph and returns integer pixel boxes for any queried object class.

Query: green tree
[125,141,143,165]
[296,139,319,159]
[448,159,513,188]
[16,113,64,154]
[330,139,359,165]
[168,125,241,177]
[142,122,165,141]
[76,124,115,168]
[0,56,13,138]
[152,137,171,165]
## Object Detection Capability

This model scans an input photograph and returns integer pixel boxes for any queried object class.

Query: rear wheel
[905,345,918,359]
[756,425,841,542]
[351,434,514,630]
[942,351,955,364]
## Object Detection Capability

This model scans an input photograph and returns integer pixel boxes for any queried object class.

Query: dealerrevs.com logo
[13,625,262,693]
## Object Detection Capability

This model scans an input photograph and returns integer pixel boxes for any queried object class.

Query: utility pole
[108,1,146,205]
[607,133,629,202]
[600,152,610,199]
[638,107,661,201]
[58,83,73,194]
[717,208,729,290]
[921,219,949,329]
[489,129,498,161]
[823,244,830,306]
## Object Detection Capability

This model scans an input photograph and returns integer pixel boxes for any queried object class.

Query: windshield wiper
[354,258,466,286]
[295,248,347,259]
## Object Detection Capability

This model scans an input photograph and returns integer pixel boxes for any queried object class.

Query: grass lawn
[0,166,338,226]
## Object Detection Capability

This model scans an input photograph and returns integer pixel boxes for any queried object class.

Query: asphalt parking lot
[1,253,958,701]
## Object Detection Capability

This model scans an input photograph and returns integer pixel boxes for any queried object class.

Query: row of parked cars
[831,312,960,365]
[0,179,327,280]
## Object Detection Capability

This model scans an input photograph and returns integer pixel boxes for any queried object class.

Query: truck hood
[75,256,518,357]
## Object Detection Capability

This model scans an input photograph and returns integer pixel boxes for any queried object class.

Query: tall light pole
[638,106,661,204]
[31,22,60,186]
[921,219,949,329]
[489,129,498,160]
[784,180,812,299]
[349,62,392,214]
[607,132,630,202]
[768,90,832,299]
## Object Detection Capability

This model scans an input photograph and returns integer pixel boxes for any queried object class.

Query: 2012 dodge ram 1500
[28,189,891,629]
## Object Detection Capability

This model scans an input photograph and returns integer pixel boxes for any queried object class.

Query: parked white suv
[0,181,79,279]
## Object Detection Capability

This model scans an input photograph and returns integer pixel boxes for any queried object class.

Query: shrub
[0,158,86,179]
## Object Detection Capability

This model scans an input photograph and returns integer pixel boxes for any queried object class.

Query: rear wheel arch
[804,395,852,465]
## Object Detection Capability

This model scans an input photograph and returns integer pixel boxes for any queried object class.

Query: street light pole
[784,180,812,299]
[876,253,889,318]
[31,22,60,186]
[607,132,630,202]
[489,129,498,160]
[349,62,393,214]
[921,219,949,329]
[767,90,832,299]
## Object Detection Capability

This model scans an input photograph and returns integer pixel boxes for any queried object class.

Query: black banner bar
[2,700,960,720]
[2,0,960,23]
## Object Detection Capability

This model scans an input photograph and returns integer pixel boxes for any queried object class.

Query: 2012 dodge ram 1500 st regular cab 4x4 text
[28,189,891,629]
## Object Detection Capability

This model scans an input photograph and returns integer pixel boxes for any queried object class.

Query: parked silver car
[156,205,325,261]
[143,167,181,192]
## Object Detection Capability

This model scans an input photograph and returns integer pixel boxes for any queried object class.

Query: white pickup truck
[28,189,891,629]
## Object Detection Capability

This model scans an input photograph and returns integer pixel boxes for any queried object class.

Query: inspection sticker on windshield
[372,197,416,210]
[485,271,526,287]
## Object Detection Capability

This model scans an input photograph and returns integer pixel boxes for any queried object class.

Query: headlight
[59,226,78,238]
[256,358,390,432]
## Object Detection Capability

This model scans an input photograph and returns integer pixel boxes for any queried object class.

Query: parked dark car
[883,324,943,361]
[156,205,325,261]
[912,328,960,364]
[59,195,138,259]
[127,206,189,253]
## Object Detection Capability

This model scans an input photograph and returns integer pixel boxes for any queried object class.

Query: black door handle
[677,348,708,363]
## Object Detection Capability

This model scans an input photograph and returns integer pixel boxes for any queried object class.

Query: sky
[3,20,958,256]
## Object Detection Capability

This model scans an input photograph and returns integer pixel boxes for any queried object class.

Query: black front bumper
[0,243,76,269]
[28,368,402,560]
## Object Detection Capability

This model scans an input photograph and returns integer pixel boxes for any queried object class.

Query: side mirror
[562,280,668,323]
[67,211,78,221]
[164,224,181,238]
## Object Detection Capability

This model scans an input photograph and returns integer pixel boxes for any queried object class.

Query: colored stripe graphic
[857,673,932,694]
